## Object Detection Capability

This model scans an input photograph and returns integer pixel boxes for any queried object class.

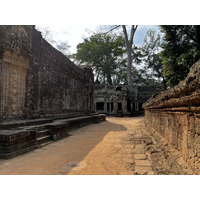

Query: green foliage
[74,27,166,87]
[142,29,163,79]
[160,25,200,87]
[131,29,165,87]
[74,33,126,85]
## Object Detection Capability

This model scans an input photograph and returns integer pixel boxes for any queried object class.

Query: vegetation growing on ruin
[160,25,200,87]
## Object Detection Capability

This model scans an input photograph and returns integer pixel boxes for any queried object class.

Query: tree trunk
[107,73,113,85]
[122,25,138,86]
[105,25,138,86]
[126,45,132,86]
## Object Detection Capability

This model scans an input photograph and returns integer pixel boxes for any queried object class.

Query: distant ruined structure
[94,81,163,116]
[144,59,200,174]
[0,25,105,159]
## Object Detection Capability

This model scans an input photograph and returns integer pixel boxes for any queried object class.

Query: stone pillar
[122,99,127,113]
[103,91,107,113]
[104,101,107,113]
[135,101,139,112]
[135,86,139,112]
[130,101,133,112]
[114,101,117,114]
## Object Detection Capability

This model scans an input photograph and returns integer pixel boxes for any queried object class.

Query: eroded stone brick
[0,25,94,120]
[144,59,200,173]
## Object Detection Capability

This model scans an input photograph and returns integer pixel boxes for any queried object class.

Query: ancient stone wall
[0,25,94,120]
[94,83,163,116]
[143,59,200,174]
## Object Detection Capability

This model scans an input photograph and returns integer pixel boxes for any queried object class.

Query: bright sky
[47,25,98,53]
[41,25,160,54]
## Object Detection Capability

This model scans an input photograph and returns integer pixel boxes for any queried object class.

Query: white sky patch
[134,25,160,46]
[45,25,98,54]
[137,25,159,30]
[37,25,160,54]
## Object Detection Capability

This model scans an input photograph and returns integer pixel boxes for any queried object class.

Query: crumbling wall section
[0,25,94,120]
[143,59,200,174]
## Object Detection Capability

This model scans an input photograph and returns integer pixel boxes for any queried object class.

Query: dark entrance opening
[107,103,110,112]
[111,102,113,112]
[139,102,143,111]
[132,102,135,111]
[90,92,93,112]
[118,102,122,111]
[127,98,131,112]
[96,102,104,111]
[116,86,122,91]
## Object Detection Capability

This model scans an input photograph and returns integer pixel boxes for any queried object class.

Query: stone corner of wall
[143,58,200,174]
[143,59,200,110]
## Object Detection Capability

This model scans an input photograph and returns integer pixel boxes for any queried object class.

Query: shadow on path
[0,120,127,175]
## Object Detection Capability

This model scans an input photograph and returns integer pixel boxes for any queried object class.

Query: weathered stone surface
[0,25,94,120]
[134,154,147,160]
[144,59,200,174]
[135,160,152,166]
[0,114,106,159]
[94,81,163,116]
[0,25,104,159]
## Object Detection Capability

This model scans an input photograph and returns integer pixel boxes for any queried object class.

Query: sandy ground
[0,117,150,175]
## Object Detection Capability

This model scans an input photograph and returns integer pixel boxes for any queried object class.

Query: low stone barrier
[143,59,200,174]
[0,114,106,159]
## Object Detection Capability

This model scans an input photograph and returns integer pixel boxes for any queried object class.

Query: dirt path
[0,117,192,175]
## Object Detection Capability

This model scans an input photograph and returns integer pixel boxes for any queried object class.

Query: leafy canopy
[75,33,126,85]
[160,25,200,87]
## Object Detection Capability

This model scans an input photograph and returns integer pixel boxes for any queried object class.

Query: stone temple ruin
[2,25,200,174]
[94,80,163,116]
[0,25,105,159]
[144,59,200,174]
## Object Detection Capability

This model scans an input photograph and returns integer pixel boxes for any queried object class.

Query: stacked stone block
[0,25,102,159]
[144,59,200,173]
[0,25,94,121]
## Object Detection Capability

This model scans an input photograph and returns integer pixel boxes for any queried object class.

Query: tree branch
[130,25,138,46]
[122,25,130,49]
[105,25,121,34]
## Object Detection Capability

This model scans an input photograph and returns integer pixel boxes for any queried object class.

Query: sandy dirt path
[0,117,152,175]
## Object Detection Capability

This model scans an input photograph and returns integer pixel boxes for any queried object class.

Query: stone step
[0,114,86,130]
[0,114,106,159]
[37,129,51,137]
[0,119,53,130]
[36,135,52,145]
[39,141,53,148]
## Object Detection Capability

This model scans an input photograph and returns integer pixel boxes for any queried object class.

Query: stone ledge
[0,114,106,159]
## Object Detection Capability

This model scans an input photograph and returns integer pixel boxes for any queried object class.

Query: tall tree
[74,33,126,85]
[122,25,138,86]
[160,25,200,87]
[142,29,166,88]
[106,25,138,85]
